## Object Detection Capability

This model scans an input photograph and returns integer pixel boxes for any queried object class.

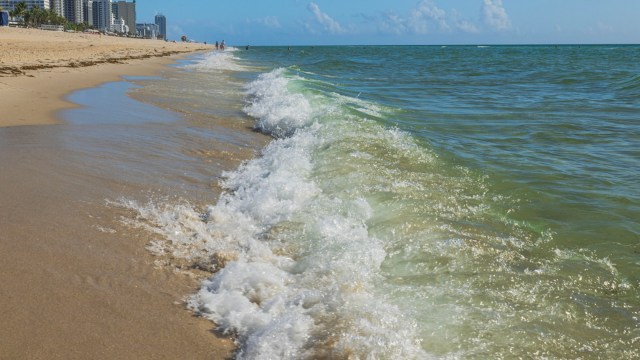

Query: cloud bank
[409,0,449,34]
[304,0,512,38]
[308,2,345,34]
[482,0,511,30]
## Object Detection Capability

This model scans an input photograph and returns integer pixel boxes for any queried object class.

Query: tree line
[3,1,91,31]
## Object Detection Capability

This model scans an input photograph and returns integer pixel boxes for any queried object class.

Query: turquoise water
[126,46,640,359]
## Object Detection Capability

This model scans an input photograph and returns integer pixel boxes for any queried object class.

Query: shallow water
[119,46,639,359]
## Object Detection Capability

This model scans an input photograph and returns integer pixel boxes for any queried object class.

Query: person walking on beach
[221,40,225,50]
[215,41,219,50]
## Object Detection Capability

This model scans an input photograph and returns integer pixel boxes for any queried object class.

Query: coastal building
[110,15,127,33]
[136,22,158,39]
[50,0,90,24]
[63,0,83,24]
[82,0,92,26]
[111,0,135,35]
[91,0,111,31]
[0,0,50,11]
[154,13,166,40]
[51,0,62,16]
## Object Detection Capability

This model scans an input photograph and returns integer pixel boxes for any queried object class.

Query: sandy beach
[0,27,258,359]
[0,27,210,127]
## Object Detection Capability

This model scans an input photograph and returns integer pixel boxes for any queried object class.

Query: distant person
[246,45,250,50]
[221,40,225,50]
[215,41,219,50]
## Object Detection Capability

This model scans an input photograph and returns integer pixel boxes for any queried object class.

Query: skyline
[136,0,639,45]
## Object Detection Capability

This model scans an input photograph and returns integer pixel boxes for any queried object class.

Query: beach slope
[0,28,236,359]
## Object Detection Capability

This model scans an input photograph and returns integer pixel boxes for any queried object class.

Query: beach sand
[0,27,260,359]
[0,27,210,127]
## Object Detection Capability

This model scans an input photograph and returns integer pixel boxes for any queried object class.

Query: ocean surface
[120,45,639,359]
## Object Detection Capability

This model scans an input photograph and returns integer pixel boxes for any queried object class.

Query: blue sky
[137,0,640,45]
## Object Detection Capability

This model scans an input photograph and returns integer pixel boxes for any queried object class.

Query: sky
[136,0,640,45]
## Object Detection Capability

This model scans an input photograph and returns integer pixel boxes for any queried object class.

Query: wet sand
[0,28,267,359]
[0,27,211,127]
[0,126,235,359]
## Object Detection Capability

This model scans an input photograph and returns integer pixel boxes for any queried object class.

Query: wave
[184,49,250,72]
[243,69,314,137]
[120,67,430,359]
[614,73,640,93]
[120,53,639,358]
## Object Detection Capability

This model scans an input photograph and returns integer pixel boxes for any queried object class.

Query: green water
[124,46,640,358]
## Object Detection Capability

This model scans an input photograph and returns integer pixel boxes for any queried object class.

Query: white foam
[184,49,248,72]
[243,69,314,137]
[119,68,429,358]
[119,56,640,359]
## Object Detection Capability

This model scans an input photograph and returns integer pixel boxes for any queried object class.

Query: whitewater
[121,46,640,359]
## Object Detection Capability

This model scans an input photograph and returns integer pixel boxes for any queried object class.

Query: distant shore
[0,27,212,127]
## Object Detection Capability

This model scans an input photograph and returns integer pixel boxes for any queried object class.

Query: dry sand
[0,26,211,127]
[0,27,239,359]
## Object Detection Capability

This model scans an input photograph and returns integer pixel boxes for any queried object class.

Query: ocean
[118,45,640,359]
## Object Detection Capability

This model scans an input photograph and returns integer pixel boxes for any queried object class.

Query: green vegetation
[7,1,82,29]
[64,22,91,32]
[9,1,26,21]
[3,1,99,32]
[23,7,66,27]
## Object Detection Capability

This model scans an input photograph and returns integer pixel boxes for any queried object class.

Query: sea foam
[193,68,428,358]
[119,46,640,359]
[184,49,249,72]
[243,69,314,137]
[121,68,429,359]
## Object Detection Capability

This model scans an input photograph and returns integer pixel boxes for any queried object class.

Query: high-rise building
[51,0,62,16]
[136,22,158,39]
[91,0,111,31]
[63,0,82,23]
[82,0,92,26]
[154,13,166,40]
[0,0,51,11]
[112,0,134,34]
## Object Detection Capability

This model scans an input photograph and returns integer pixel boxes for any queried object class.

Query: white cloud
[379,12,408,35]
[409,0,449,34]
[451,9,479,33]
[482,0,511,31]
[457,19,480,33]
[263,16,282,28]
[246,16,282,29]
[302,0,500,38]
[308,2,345,34]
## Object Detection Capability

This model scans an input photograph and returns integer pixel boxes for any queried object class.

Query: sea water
[123,46,640,359]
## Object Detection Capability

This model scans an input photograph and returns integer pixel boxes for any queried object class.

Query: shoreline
[0,27,212,128]
[0,28,249,359]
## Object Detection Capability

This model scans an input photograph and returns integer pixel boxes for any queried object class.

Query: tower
[82,0,92,25]
[154,13,166,40]
[113,1,135,35]
[91,0,111,31]
[52,0,63,16]
[63,0,83,24]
